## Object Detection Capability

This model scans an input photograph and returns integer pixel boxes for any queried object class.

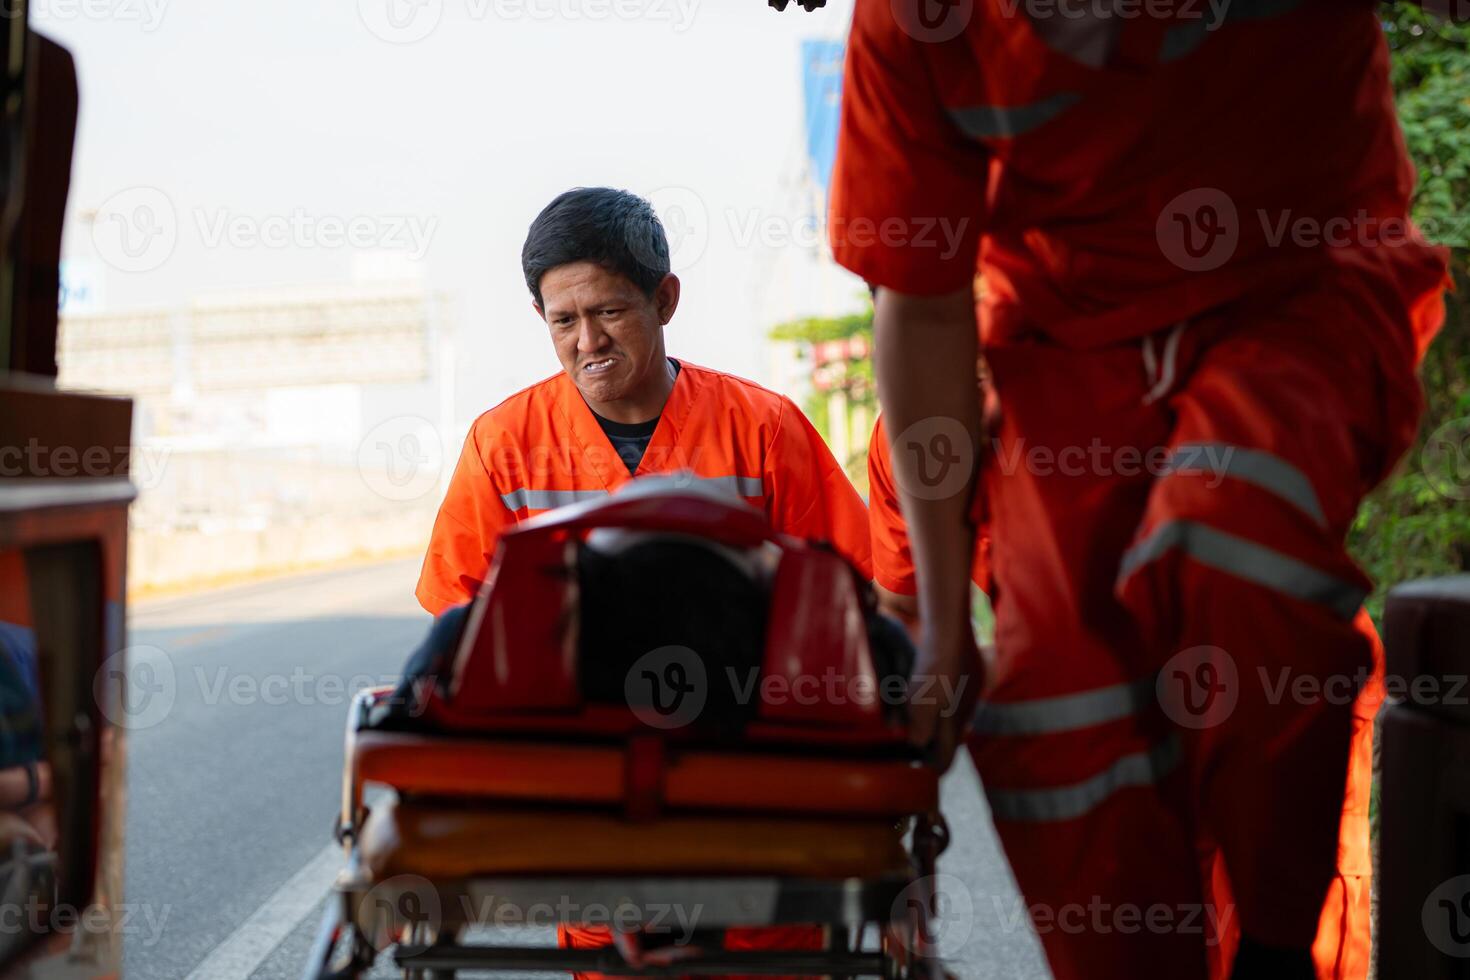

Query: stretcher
[303,481,950,979]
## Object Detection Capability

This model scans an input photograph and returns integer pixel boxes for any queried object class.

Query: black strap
[21,760,38,808]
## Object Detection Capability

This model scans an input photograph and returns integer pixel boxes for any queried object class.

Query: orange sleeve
[764,397,873,579]
[869,416,991,596]
[415,421,517,615]
[0,551,32,626]
[827,0,987,295]
[866,418,918,596]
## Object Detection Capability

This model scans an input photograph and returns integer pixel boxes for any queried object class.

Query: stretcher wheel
[300,891,374,980]
[879,813,950,980]
[400,922,454,980]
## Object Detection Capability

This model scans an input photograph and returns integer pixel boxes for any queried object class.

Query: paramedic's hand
[909,620,985,771]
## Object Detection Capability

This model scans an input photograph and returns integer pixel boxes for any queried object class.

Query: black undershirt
[592,359,680,475]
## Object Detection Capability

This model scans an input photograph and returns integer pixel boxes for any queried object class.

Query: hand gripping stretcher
[303,480,953,979]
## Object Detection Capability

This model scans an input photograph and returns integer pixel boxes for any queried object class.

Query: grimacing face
[537,261,679,413]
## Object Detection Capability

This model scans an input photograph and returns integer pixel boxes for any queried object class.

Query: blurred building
[761,37,872,479]
[57,276,456,592]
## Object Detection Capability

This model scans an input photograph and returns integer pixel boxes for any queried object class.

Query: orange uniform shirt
[866,416,988,597]
[417,360,872,613]
[829,0,1446,357]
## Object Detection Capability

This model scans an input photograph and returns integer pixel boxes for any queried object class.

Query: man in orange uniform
[417,186,871,612]
[416,186,871,976]
[828,3,1448,979]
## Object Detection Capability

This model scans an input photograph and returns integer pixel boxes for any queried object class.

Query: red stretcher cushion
[450,531,580,713]
[357,798,913,881]
[352,732,938,819]
[761,547,882,728]
[434,487,896,733]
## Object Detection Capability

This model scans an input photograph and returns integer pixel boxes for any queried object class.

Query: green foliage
[1385,8,1470,246]
[770,296,877,482]
[1349,5,1470,621]
[768,309,874,346]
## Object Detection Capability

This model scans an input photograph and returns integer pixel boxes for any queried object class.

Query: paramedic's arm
[874,288,983,769]
[765,397,874,580]
[828,0,989,768]
[415,423,516,615]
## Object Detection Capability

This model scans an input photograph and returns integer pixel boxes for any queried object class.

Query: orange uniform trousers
[968,263,1440,980]
[869,407,1378,979]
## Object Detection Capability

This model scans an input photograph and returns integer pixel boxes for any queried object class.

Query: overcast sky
[42,0,865,417]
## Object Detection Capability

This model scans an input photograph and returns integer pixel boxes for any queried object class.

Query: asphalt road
[122,559,1051,979]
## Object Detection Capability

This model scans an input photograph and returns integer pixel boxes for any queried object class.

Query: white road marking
[184,843,342,980]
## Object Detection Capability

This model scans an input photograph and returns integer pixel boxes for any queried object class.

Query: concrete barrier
[129,506,437,594]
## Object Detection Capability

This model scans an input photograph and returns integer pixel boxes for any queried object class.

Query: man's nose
[576,319,609,353]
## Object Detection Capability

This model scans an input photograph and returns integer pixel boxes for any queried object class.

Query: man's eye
[599,308,620,317]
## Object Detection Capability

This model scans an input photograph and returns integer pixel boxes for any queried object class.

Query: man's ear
[532,302,545,321]
[655,273,680,325]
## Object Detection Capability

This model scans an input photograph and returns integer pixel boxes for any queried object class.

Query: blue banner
[801,39,845,196]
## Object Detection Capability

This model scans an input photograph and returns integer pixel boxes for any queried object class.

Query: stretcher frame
[302,688,950,979]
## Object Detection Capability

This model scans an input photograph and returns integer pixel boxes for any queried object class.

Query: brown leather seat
[357,798,912,881]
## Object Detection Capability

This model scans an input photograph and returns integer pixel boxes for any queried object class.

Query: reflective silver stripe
[500,488,607,511]
[1159,0,1303,62]
[1118,520,1364,619]
[1166,444,1326,527]
[972,676,1156,736]
[686,474,764,497]
[1025,16,1120,69]
[500,475,763,512]
[948,92,1080,139]
[986,735,1182,823]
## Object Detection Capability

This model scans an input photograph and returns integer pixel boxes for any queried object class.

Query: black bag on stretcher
[305,477,955,980]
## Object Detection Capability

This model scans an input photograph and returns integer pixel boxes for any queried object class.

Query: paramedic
[828,3,1448,979]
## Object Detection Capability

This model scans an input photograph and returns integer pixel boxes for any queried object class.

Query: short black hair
[521,187,670,308]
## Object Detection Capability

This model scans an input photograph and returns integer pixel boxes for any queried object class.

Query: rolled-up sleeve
[415,422,516,615]
[763,397,873,579]
[866,418,919,595]
[828,0,988,295]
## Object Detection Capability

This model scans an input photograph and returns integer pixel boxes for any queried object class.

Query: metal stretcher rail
[393,945,889,976]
